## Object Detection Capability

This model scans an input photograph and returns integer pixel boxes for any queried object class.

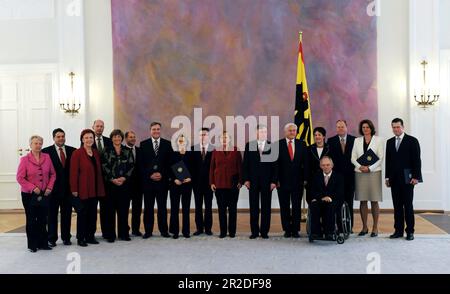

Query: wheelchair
[306,201,352,244]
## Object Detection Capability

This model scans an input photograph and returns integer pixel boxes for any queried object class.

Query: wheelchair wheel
[336,235,345,244]
[341,202,352,240]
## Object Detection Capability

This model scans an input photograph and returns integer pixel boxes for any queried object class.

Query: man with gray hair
[309,156,344,240]
[275,123,308,238]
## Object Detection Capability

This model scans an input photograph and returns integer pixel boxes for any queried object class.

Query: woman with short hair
[17,135,56,252]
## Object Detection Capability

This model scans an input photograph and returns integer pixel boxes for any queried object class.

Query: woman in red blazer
[70,129,105,247]
[210,131,242,238]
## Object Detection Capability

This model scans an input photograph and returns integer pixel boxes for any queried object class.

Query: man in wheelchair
[309,156,344,240]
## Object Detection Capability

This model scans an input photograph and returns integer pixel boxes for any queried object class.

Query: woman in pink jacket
[16,135,56,252]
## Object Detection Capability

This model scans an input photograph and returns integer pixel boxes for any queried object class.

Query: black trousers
[143,187,169,235]
[22,193,48,250]
[103,184,131,239]
[193,186,213,233]
[130,187,143,233]
[277,187,303,234]
[215,188,239,236]
[76,198,98,241]
[249,186,272,236]
[47,192,72,243]
[169,184,192,236]
[310,200,335,236]
[391,177,415,234]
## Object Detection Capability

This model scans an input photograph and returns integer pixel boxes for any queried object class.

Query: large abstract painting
[112,0,377,142]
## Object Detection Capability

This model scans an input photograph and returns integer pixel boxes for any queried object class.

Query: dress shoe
[283,232,292,238]
[63,240,72,246]
[229,234,236,238]
[370,232,378,237]
[261,234,269,239]
[406,233,414,241]
[142,233,152,239]
[205,231,213,236]
[172,234,179,239]
[389,232,404,239]
[39,246,52,250]
[249,234,258,239]
[161,233,171,238]
[358,230,369,236]
[183,234,190,238]
[86,238,99,244]
[28,248,37,253]
[219,234,227,239]
[193,231,203,236]
[77,240,88,247]
[132,231,142,237]
[120,236,131,241]
[292,232,301,238]
[48,241,57,247]
[107,238,115,243]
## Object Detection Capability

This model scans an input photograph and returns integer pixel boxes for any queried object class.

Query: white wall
[440,0,450,49]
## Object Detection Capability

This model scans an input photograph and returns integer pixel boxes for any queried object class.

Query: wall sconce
[414,60,440,109]
[60,72,81,116]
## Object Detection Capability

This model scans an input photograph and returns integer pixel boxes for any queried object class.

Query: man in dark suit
[92,119,113,240]
[243,124,277,239]
[385,118,422,241]
[328,120,356,232]
[275,123,308,238]
[139,122,173,238]
[42,128,76,246]
[92,119,113,154]
[191,128,215,236]
[310,156,344,240]
[125,131,143,236]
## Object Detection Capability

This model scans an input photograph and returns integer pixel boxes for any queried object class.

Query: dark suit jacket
[311,171,344,205]
[275,139,308,192]
[42,145,76,196]
[328,134,356,183]
[190,144,214,191]
[307,143,331,181]
[92,135,113,152]
[139,137,173,190]
[126,145,142,194]
[385,133,422,185]
[242,140,277,188]
[169,151,194,185]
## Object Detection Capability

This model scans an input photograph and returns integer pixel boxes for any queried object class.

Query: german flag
[294,32,314,146]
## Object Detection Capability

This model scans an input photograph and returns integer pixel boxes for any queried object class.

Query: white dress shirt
[54,144,66,161]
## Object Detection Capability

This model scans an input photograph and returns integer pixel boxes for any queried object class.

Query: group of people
[16,117,422,252]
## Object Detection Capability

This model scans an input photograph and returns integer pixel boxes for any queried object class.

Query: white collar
[257,140,266,145]
[339,134,347,141]
[286,138,295,144]
[152,137,160,143]
[323,171,333,177]
[396,133,405,140]
[54,144,65,150]
[126,144,135,149]
[200,143,209,149]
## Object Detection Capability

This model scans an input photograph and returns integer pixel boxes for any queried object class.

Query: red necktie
[59,147,66,168]
[288,140,294,161]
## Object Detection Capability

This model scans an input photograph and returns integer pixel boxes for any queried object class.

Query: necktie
[201,146,206,161]
[395,137,401,151]
[288,140,294,161]
[154,140,159,156]
[324,175,330,187]
[340,137,346,154]
[59,147,66,168]
[97,137,103,153]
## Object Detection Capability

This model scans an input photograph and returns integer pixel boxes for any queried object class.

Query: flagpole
[298,30,308,223]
